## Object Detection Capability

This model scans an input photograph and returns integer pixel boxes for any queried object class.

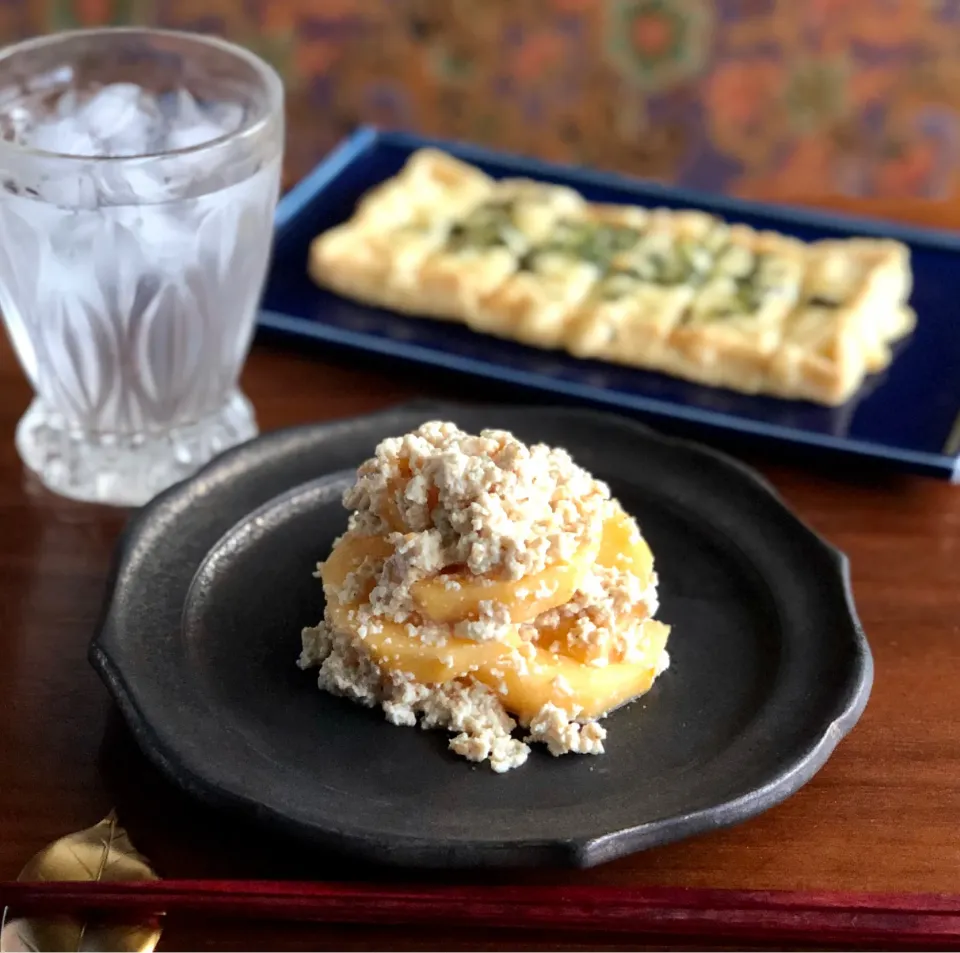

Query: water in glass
[0,30,284,504]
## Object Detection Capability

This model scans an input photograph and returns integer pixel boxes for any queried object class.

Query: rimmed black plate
[90,402,872,868]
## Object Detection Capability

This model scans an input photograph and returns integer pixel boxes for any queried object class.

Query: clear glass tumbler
[0,28,284,505]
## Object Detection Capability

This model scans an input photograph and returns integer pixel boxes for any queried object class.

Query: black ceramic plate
[90,402,872,869]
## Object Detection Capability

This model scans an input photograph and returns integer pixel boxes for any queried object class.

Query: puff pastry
[308,149,914,405]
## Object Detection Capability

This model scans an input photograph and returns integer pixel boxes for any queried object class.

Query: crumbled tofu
[335,555,381,606]
[301,623,530,772]
[300,625,611,771]
[450,731,529,773]
[453,598,512,642]
[344,420,609,580]
[534,580,557,600]
[534,564,659,663]
[526,702,607,757]
[552,674,574,696]
[299,622,381,707]
[297,421,671,773]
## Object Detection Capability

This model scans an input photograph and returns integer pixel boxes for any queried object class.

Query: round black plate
[90,401,872,868]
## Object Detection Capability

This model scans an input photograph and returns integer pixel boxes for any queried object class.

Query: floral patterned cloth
[6,0,960,198]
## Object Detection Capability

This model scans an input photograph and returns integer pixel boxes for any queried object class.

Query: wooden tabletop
[1,213,959,948]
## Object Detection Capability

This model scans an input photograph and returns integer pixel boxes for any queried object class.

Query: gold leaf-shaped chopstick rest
[2,918,159,953]
[2,812,161,953]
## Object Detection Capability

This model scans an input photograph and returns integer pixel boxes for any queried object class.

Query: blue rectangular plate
[260,127,960,480]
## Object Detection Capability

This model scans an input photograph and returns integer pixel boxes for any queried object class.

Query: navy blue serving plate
[260,126,960,480]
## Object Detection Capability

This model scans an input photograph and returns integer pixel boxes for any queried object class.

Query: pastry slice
[668,228,807,393]
[566,275,698,367]
[803,239,913,366]
[353,148,494,228]
[565,222,715,364]
[468,210,643,346]
[308,149,495,317]
[771,302,915,403]
[413,179,588,323]
[307,219,452,317]
[767,239,915,403]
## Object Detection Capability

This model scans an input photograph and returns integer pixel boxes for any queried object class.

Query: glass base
[15,391,258,506]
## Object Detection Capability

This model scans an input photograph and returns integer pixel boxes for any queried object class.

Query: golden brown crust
[308,149,914,406]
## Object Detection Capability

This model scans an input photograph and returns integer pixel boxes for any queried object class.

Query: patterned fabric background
[3,0,960,200]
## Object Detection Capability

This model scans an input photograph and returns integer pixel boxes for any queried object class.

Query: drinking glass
[0,28,284,504]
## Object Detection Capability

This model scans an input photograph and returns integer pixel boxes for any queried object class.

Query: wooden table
[1,267,959,948]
